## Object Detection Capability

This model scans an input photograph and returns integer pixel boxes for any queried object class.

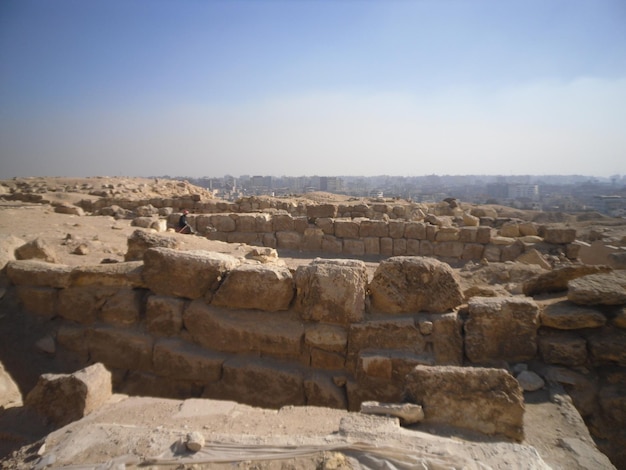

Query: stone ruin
[2,242,626,465]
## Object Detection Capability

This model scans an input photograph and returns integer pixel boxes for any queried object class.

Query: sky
[1,0,625,179]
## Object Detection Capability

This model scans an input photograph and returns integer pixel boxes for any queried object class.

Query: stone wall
[5,253,626,455]
[167,212,579,263]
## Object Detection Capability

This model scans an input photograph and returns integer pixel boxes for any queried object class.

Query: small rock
[185,431,205,452]
[35,335,56,354]
[73,243,89,255]
[360,401,424,425]
[517,370,545,392]
[512,363,528,375]
[418,321,434,335]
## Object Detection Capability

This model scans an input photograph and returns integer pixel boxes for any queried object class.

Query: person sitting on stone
[178,210,192,234]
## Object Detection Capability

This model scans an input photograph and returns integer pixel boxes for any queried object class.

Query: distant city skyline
[1,1,625,178]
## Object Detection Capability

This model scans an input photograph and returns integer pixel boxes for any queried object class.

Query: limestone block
[99,287,142,327]
[476,226,492,244]
[433,241,464,258]
[462,212,480,227]
[6,260,72,288]
[369,257,464,314]
[565,243,581,260]
[232,214,257,232]
[304,373,347,409]
[295,259,367,324]
[16,286,57,317]
[361,401,424,425]
[404,222,426,240]
[380,237,393,256]
[388,220,405,238]
[568,271,626,306]
[227,232,259,244]
[458,227,477,243]
[363,237,380,255]
[276,231,302,250]
[124,229,180,261]
[293,217,309,233]
[346,376,405,412]
[425,224,437,241]
[598,384,626,426]
[15,237,59,263]
[321,235,342,254]
[334,219,359,239]
[341,239,365,256]
[310,349,346,370]
[131,216,158,228]
[194,215,212,234]
[543,227,577,244]
[519,222,538,236]
[429,312,464,365]
[391,238,406,256]
[58,286,119,324]
[588,328,626,365]
[25,363,112,426]
[150,219,167,232]
[69,261,144,288]
[347,318,426,365]
[209,214,236,232]
[0,234,24,271]
[499,222,520,238]
[56,324,88,357]
[146,295,184,336]
[0,361,22,409]
[315,217,334,235]
[519,235,543,244]
[500,240,525,262]
[462,243,484,260]
[255,213,273,232]
[483,244,501,262]
[540,301,606,329]
[142,248,239,300]
[608,251,626,269]
[516,370,544,392]
[262,233,277,248]
[538,332,587,366]
[153,338,224,381]
[302,227,324,251]
[87,327,153,371]
[212,264,294,311]
[304,324,347,353]
[419,240,433,256]
[435,227,459,242]
[215,357,305,409]
[273,214,294,232]
[516,248,551,269]
[307,204,338,219]
[522,264,611,296]
[183,301,304,358]
[360,220,388,238]
[406,239,420,256]
[404,365,524,441]
[465,296,539,363]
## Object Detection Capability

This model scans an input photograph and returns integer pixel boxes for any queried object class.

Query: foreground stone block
[99,287,143,327]
[87,327,153,371]
[0,361,22,409]
[294,259,367,325]
[58,286,119,324]
[405,365,524,441]
[25,363,112,426]
[543,227,576,244]
[124,229,180,261]
[153,338,224,382]
[540,301,606,329]
[142,248,239,300]
[6,260,72,288]
[465,296,539,363]
[568,271,626,306]
[360,401,424,425]
[538,332,587,366]
[69,261,145,288]
[212,264,294,311]
[146,295,185,336]
[15,237,59,263]
[369,257,463,314]
[588,328,626,366]
[15,286,57,318]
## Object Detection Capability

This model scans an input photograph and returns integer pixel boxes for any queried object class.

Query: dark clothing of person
[178,214,188,229]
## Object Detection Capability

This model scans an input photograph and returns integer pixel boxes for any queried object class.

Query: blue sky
[1,0,625,178]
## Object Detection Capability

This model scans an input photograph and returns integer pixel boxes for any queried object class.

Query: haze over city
[1,0,625,178]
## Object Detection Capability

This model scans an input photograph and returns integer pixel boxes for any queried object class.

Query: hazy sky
[1,0,625,178]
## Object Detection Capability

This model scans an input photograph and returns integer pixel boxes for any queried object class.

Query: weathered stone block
[315,217,334,235]
[321,235,342,254]
[227,232,259,244]
[433,241,464,258]
[124,229,180,261]
[310,349,346,370]
[483,244,501,262]
[369,257,464,314]
[543,227,577,244]
[273,214,294,232]
[6,260,72,288]
[302,227,324,251]
[16,286,57,317]
[25,363,112,427]
[58,286,118,324]
[142,248,239,300]
[406,239,420,255]
[540,301,606,329]
[405,365,524,441]
[146,295,184,336]
[304,324,347,353]
[153,338,224,382]
[69,262,145,288]
[307,204,338,219]
[208,214,235,232]
[99,287,142,327]
[184,301,304,358]
[392,238,407,256]
[212,264,294,312]
[404,222,426,240]
[334,219,359,239]
[342,239,365,256]
[276,231,302,250]
[304,373,347,409]
[462,243,484,260]
[568,271,626,306]
[363,237,380,255]
[538,332,587,366]
[87,327,153,371]
[465,296,539,363]
[360,220,388,238]
[388,220,405,239]
[588,328,626,365]
[476,226,492,244]
[380,237,393,256]
[295,259,367,324]
[233,213,257,232]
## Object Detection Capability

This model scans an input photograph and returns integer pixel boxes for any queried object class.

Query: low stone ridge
[404,365,525,441]
[24,363,112,426]
[369,256,464,313]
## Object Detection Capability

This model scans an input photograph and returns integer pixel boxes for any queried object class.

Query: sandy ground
[0,197,618,469]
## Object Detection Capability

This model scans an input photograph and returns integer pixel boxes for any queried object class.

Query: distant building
[508,184,539,200]
[592,195,624,216]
